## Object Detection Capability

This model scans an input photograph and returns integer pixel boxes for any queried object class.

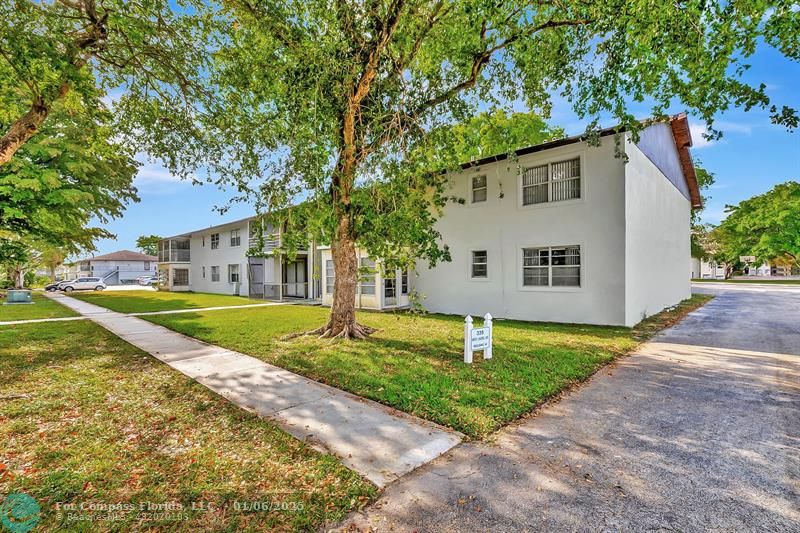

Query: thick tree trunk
[301,216,376,339]
[10,267,23,289]
[330,219,359,332]
[286,187,376,340]
[0,98,50,166]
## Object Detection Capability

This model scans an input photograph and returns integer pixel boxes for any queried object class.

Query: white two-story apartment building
[160,114,700,327]
[158,217,323,300]
[413,115,699,326]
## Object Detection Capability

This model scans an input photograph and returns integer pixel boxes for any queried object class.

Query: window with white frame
[522,246,581,287]
[401,270,409,294]
[471,250,488,279]
[471,175,487,203]
[325,260,335,294]
[521,157,581,205]
[210,233,220,249]
[359,257,376,295]
[228,264,240,283]
[211,265,220,282]
[230,229,241,247]
[173,268,189,286]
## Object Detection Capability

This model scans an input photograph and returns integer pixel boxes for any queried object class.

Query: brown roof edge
[669,113,703,209]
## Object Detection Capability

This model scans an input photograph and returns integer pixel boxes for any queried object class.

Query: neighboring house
[691,257,726,279]
[158,114,700,327]
[741,261,793,277]
[75,250,157,285]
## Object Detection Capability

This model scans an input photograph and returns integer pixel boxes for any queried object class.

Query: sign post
[483,313,492,360]
[464,313,493,363]
[464,315,473,364]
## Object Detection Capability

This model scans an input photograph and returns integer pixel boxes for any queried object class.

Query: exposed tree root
[282,321,377,341]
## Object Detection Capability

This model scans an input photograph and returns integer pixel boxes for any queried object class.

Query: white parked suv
[61,277,106,292]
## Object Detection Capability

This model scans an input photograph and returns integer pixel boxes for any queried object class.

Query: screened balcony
[157,238,191,263]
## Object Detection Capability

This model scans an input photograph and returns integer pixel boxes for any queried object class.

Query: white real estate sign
[464,314,493,364]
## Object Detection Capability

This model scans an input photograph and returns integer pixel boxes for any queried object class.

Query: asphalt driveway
[340,286,800,531]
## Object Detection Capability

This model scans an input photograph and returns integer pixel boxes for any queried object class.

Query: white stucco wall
[624,138,691,326]
[634,122,690,201]
[414,136,628,325]
[187,222,250,295]
[691,257,726,279]
[84,260,156,283]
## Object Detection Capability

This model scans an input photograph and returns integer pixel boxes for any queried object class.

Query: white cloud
[689,119,754,149]
[715,121,753,135]
[689,124,715,149]
[132,157,196,196]
[135,162,183,184]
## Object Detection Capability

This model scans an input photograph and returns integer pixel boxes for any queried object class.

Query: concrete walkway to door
[45,292,462,487]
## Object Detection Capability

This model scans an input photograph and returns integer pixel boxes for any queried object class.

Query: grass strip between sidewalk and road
[142,294,713,439]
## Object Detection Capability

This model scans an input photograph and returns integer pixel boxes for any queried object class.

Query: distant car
[137,276,158,286]
[51,279,77,291]
[44,281,61,292]
[61,277,106,292]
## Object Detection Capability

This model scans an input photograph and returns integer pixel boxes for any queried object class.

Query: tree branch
[414,18,592,116]
[0,47,40,98]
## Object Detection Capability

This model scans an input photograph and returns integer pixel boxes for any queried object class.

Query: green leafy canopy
[0,93,139,254]
[713,181,800,266]
[136,235,163,256]
[179,0,799,272]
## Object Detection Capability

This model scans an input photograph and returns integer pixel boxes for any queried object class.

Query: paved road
[340,286,800,531]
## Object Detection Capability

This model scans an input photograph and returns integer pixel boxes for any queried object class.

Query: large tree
[690,164,717,258]
[37,244,67,282]
[0,0,212,166]
[713,181,800,267]
[0,238,32,288]
[173,1,799,338]
[136,235,162,257]
[436,110,565,162]
[0,94,138,254]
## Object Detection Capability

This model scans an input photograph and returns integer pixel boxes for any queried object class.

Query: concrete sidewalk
[45,292,462,487]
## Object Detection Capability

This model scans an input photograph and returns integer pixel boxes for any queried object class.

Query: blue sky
[90,45,799,257]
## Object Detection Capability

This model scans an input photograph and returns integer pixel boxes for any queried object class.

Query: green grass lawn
[692,278,800,284]
[70,290,260,313]
[0,292,78,321]
[0,321,374,531]
[144,294,712,439]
